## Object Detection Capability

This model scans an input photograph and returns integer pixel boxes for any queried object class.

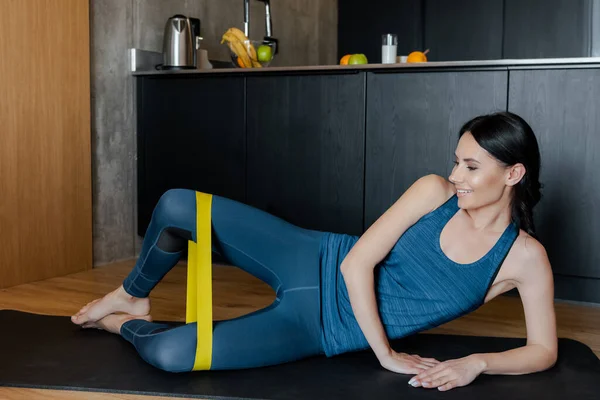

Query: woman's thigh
[211,195,325,292]
[147,190,325,293]
[211,288,322,370]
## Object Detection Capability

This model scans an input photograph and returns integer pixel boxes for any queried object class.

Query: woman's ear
[506,163,526,187]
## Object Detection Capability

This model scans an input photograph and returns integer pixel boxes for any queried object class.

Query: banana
[221,34,249,67]
[221,27,262,68]
[227,40,252,68]
[223,28,257,60]
[230,27,258,60]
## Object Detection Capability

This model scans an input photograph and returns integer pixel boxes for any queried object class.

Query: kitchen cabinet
[424,0,504,61]
[508,68,600,280]
[364,70,508,229]
[246,73,365,235]
[135,60,600,303]
[340,0,595,61]
[136,76,245,235]
[338,0,423,64]
[503,0,593,58]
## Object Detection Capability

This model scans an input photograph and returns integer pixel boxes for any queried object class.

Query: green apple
[348,54,368,64]
[257,45,273,62]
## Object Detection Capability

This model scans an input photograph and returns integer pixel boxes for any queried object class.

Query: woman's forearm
[341,262,391,361]
[475,344,557,375]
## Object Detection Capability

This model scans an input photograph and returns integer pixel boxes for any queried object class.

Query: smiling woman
[69,111,557,391]
[451,112,542,239]
[339,111,556,389]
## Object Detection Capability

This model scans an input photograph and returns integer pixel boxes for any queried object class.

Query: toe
[80,300,95,311]
[74,299,98,317]
[72,314,87,325]
[73,307,86,318]
[73,299,103,324]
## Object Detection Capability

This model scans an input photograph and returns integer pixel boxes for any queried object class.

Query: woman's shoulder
[416,174,456,208]
[507,230,552,283]
[513,230,548,262]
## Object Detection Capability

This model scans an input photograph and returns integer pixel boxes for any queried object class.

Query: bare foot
[71,285,150,325]
[81,313,152,335]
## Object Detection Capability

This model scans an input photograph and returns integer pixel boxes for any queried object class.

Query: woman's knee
[145,347,190,373]
[141,333,196,373]
[152,189,197,229]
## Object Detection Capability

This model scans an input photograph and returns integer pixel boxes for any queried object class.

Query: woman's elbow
[341,259,377,285]
[546,350,558,370]
[340,261,352,277]
[537,347,558,372]
[340,260,362,281]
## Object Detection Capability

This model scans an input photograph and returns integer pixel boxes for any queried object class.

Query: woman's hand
[408,354,486,391]
[379,349,441,374]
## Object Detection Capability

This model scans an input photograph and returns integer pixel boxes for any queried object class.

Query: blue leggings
[121,189,326,372]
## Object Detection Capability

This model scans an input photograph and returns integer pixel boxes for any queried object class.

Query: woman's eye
[453,161,476,171]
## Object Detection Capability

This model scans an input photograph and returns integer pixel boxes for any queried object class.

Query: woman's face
[448,132,511,208]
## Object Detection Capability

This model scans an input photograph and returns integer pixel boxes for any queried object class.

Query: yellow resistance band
[186,191,213,370]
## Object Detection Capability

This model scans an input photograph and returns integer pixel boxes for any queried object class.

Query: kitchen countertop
[132,57,600,76]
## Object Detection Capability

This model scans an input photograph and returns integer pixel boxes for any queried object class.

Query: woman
[72,111,557,392]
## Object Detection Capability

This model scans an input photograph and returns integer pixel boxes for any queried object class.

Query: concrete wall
[90,0,338,265]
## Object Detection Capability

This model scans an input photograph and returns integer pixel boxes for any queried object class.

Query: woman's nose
[449,166,463,183]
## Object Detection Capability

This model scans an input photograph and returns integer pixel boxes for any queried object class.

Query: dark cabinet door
[246,73,365,235]
[508,68,600,279]
[424,0,504,61]
[365,70,508,228]
[137,76,245,235]
[338,0,423,64]
[504,0,593,58]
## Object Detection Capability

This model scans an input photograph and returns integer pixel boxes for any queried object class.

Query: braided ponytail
[511,172,542,239]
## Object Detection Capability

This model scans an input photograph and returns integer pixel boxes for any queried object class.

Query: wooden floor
[1,260,599,400]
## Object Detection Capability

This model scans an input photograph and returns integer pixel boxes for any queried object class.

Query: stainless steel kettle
[162,14,201,69]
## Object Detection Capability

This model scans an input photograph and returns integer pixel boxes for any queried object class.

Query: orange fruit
[340,54,352,65]
[406,51,428,63]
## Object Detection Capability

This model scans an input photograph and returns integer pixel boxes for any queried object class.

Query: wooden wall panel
[508,69,600,279]
[424,0,504,61]
[246,73,365,236]
[365,70,508,229]
[0,0,92,287]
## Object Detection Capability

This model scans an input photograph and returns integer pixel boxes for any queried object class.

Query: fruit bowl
[225,39,277,68]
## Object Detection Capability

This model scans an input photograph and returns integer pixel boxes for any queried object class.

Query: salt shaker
[382,34,398,64]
